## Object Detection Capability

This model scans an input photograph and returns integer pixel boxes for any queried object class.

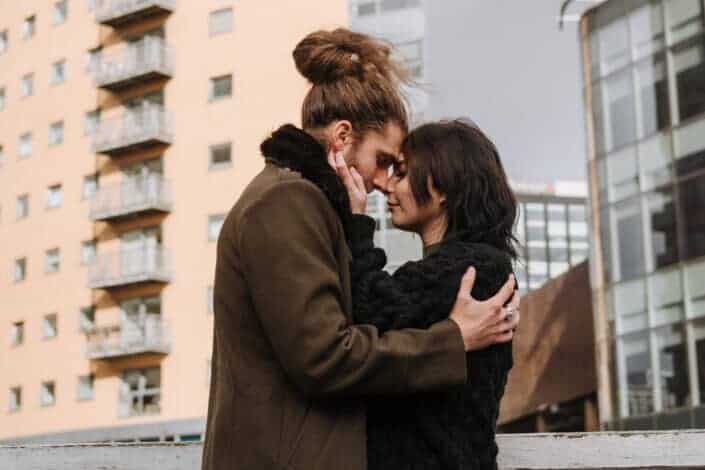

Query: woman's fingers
[335,153,355,189]
[350,167,366,193]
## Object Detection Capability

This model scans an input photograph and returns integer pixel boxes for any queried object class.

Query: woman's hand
[331,150,367,214]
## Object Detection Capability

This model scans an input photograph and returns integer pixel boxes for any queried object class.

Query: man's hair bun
[293,28,407,86]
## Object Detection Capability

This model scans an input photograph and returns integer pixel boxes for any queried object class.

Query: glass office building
[581,0,705,429]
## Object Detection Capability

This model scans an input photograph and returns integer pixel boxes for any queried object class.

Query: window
[614,197,646,281]
[40,381,56,407]
[687,260,705,318]
[209,75,232,101]
[49,121,64,145]
[44,248,60,273]
[674,40,705,123]
[0,87,5,111]
[23,15,36,40]
[81,240,97,265]
[42,314,58,339]
[79,306,95,332]
[47,184,63,209]
[209,8,233,36]
[679,173,705,260]
[19,132,32,158]
[655,325,689,410]
[120,367,161,417]
[395,40,423,78]
[13,257,27,282]
[207,285,214,314]
[9,387,21,412]
[647,187,678,270]
[16,194,29,219]
[621,331,653,416]
[380,0,421,13]
[355,1,376,16]
[10,321,24,346]
[636,55,670,138]
[86,0,97,13]
[82,174,99,200]
[53,0,68,25]
[77,375,94,401]
[20,74,33,98]
[0,145,5,166]
[85,47,102,74]
[208,214,225,241]
[84,109,100,135]
[0,30,7,54]
[607,147,639,202]
[209,142,232,169]
[665,0,703,45]
[51,60,66,85]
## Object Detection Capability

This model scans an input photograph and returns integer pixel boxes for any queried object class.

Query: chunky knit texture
[349,215,514,470]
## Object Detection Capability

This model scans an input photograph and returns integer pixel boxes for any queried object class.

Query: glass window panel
[208,214,225,241]
[547,220,568,244]
[674,39,705,122]
[356,2,376,16]
[608,147,639,201]
[380,0,420,12]
[605,69,638,151]
[527,225,545,242]
[209,8,233,36]
[569,204,587,222]
[550,262,570,277]
[686,260,705,318]
[638,132,673,190]
[0,30,7,54]
[614,197,646,281]
[209,143,232,168]
[650,268,684,326]
[529,246,547,261]
[646,186,679,269]
[599,10,631,75]
[636,55,670,137]
[600,206,614,283]
[84,109,100,135]
[598,157,609,205]
[19,133,32,158]
[666,0,704,45]
[674,116,705,178]
[210,75,232,100]
[80,307,95,332]
[655,324,690,409]
[592,82,609,156]
[40,382,55,407]
[43,314,58,338]
[77,375,94,401]
[621,332,654,416]
[615,279,648,334]
[679,173,705,260]
[549,247,569,263]
[694,318,705,404]
[629,0,665,59]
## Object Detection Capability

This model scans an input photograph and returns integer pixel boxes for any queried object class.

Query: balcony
[1,431,704,468]
[93,106,173,156]
[85,314,170,360]
[95,0,176,28]
[88,247,171,289]
[89,176,172,222]
[94,37,173,91]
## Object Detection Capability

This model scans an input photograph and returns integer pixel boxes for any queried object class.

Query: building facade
[513,181,590,293]
[581,0,705,429]
[0,0,347,443]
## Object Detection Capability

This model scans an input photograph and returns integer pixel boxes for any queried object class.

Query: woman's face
[386,153,446,234]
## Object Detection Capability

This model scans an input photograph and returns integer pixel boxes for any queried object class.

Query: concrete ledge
[2,431,705,469]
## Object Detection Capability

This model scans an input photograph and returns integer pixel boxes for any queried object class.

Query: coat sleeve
[237,179,467,398]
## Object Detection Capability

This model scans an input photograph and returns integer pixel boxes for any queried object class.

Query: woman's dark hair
[293,28,411,138]
[401,119,519,259]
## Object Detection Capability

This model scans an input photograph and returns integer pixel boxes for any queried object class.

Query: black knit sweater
[261,124,514,470]
[348,214,514,470]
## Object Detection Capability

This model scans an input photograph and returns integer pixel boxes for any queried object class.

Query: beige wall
[0,0,347,441]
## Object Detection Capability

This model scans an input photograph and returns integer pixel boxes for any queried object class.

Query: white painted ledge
[1,431,704,469]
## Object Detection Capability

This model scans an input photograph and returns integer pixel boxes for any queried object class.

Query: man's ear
[331,120,353,152]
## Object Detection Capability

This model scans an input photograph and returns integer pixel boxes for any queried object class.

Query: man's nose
[373,169,390,193]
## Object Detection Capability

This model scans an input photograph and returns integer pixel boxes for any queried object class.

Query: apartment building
[0,0,347,443]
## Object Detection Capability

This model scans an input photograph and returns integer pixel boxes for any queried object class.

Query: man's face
[344,122,405,194]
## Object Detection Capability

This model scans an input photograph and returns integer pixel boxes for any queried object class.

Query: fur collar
[260,124,353,243]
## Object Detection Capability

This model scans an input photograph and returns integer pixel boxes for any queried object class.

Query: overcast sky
[424,0,589,184]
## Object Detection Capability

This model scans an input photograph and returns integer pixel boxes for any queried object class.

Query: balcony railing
[93,105,173,156]
[94,37,174,90]
[2,431,704,468]
[95,0,176,27]
[88,247,171,289]
[85,314,170,359]
[89,176,172,222]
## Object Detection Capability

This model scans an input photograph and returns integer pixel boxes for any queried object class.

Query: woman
[336,119,518,470]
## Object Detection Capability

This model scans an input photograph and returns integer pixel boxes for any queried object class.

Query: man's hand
[449,267,520,352]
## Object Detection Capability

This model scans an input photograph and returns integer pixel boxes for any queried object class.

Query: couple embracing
[202,27,521,470]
